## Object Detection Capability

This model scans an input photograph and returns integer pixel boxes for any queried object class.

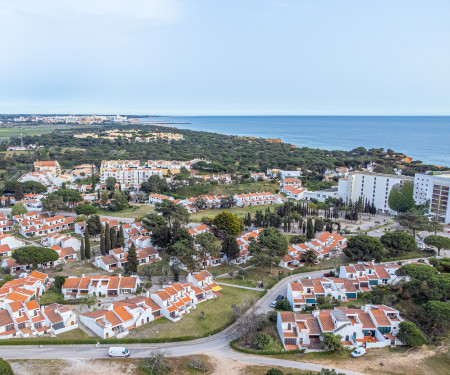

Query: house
[338,261,404,291]
[17,213,74,237]
[74,221,87,235]
[188,224,212,237]
[0,234,25,249]
[1,258,29,274]
[61,275,141,299]
[281,186,307,200]
[233,192,283,207]
[49,246,78,265]
[187,271,222,299]
[148,193,174,205]
[41,233,81,251]
[0,271,49,307]
[304,188,339,203]
[79,296,161,339]
[34,160,61,176]
[277,304,404,351]
[280,178,302,187]
[0,244,11,257]
[0,215,14,233]
[286,277,358,311]
[228,229,262,265]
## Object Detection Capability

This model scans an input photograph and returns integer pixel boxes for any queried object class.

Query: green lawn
[35,328,91,341]
[217,264,288,289]
[127,285,263,339]
[0,125,71,139]
[96,204,154,219]
[190,203,283,223]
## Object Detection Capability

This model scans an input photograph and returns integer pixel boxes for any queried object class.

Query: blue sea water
[139,116,450,167]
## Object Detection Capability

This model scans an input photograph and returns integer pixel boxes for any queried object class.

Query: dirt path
[207,353,246,374]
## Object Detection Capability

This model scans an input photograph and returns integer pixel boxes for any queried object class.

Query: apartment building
[100,160,163,190]
[338,172,414,213]
[277,304,404,350]
[413,172,450,224]
[15,213,74,237]
[34,160,61,176]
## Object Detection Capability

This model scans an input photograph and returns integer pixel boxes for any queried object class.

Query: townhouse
[231,229,262,264]
[0,244,11,257]
[277,304,404,351]
[281,186,307,200]
[94,247,160,272]
[188,224,212,237]
[0,301,77,339]
[15,213,74,237]
[233,192,285,207]
[148,193,174,205]
[79,296,161,339]
[0,234,25,249]
[338,261,404,291]
[49,245,78,265]
[286,277,358,311]
[0,197,15,208]
[280,178,302,187]
[0,271,48,307]
[41,233,81,251]
[279,232,347,268]
[61,275,141,299]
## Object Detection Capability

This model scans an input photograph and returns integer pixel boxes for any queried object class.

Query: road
[0,259,424,374]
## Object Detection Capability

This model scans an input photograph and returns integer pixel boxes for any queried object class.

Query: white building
[304,187,338,203]
[338,172,414,213]
[413,172,450,224]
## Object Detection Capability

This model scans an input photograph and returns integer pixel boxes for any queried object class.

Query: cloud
[0,0,182,22]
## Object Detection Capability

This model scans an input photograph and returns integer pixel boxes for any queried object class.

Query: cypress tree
[124,243,138,275]
[105,223,111,250]
[84,229,91,259]
[306,218,315,240]
[91,165,96,193]
[80,237,85,261]
[100,227,106,255]
[110,227,117,249]
[118,225,125,248]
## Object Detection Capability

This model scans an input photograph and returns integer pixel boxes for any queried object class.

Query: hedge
[230,338,305,355]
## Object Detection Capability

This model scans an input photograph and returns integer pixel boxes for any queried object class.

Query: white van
[108,347,130,357]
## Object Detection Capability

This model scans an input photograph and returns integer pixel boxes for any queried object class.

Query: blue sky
[0,0,449,115]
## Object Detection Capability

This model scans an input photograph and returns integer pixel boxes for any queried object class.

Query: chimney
[145,291,149,298]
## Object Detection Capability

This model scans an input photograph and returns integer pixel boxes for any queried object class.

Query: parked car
[323,273,329,277]
[350,347,366,358]
[276,295,284,300]
[109,347,130,357]
[270,300,277,308]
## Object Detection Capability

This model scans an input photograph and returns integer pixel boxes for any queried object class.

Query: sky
[0,0,449,115]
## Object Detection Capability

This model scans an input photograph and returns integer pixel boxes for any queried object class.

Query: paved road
[0,259,424,374]
[55,211,136,223]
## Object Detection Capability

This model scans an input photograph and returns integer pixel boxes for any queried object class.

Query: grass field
[0,125,71,139]
[96,204,154,219]
[127,285,263,339]
[217,264,289,289]
[190,203,283,222]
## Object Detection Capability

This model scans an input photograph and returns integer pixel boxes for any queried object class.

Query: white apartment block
[100,160,163,190]
[413,172,450,224]
[338,172,414,213]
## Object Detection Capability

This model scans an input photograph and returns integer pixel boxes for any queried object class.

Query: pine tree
[84,229,91,259]
[105,223,111,250]
[110,227,117,249]
[124,243,138,275]
[80,237,85,261]
[100,228,106,255]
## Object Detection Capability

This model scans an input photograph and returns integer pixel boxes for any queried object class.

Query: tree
[195,232,220,269]
[424,235,450,256]
[193,197,207,210]
[289,235,308,244]
[75,203,97,216]
[13,246,58,268]
[139,351,172,375]
[53,276,67,291]
[220,196,236,209]
[0,358,15,375]
[424,301,450,331]
[105,177,116,191]
[118,225,125,247]
[306,218,315,240]
[344,235,384,262]
[253,332,273,350]
[41,194,64,216]
[87,215,102,236]
[266,369,283,375]
[142,262,158,281]
[105,223,111,251]
[380,231,417,257]
[124,243,138,275]
[13,183,24,201]
[275,299,292,311]
[397,321,426,347]
[212,211,244,236]
[395,208,430,238]
[388,181,415,213]
[221,234,240,260]
[396,263,438,282]
[314,217,325,232]
[11,203,27,216]
[80,237,85,261]
[300,250,317,266]
[100,191,109,206]
[321,333,344,352]
[110,227,117,249]
[100,227,106,255]
[22,181,46,194]
[155,200,190,227]
[249,227,288,273]
[84,229,91,259]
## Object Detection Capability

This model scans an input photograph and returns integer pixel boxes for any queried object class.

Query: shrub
[266,369,284,375]
[140,351,172,374]
[253,332,273,350]
[0,358,14,375]
[275,299,292,311]
[187,356,209,372]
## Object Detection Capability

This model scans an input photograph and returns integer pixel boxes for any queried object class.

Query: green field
[127,285,263,339]
[0,125,71,139]
[190,203,283,222]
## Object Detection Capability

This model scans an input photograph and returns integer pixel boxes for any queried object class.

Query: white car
[270,300,277,308]
[109,347,130,357]
[350,347,366,358]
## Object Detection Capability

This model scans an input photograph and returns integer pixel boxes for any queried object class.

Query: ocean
[138,116,450,167]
